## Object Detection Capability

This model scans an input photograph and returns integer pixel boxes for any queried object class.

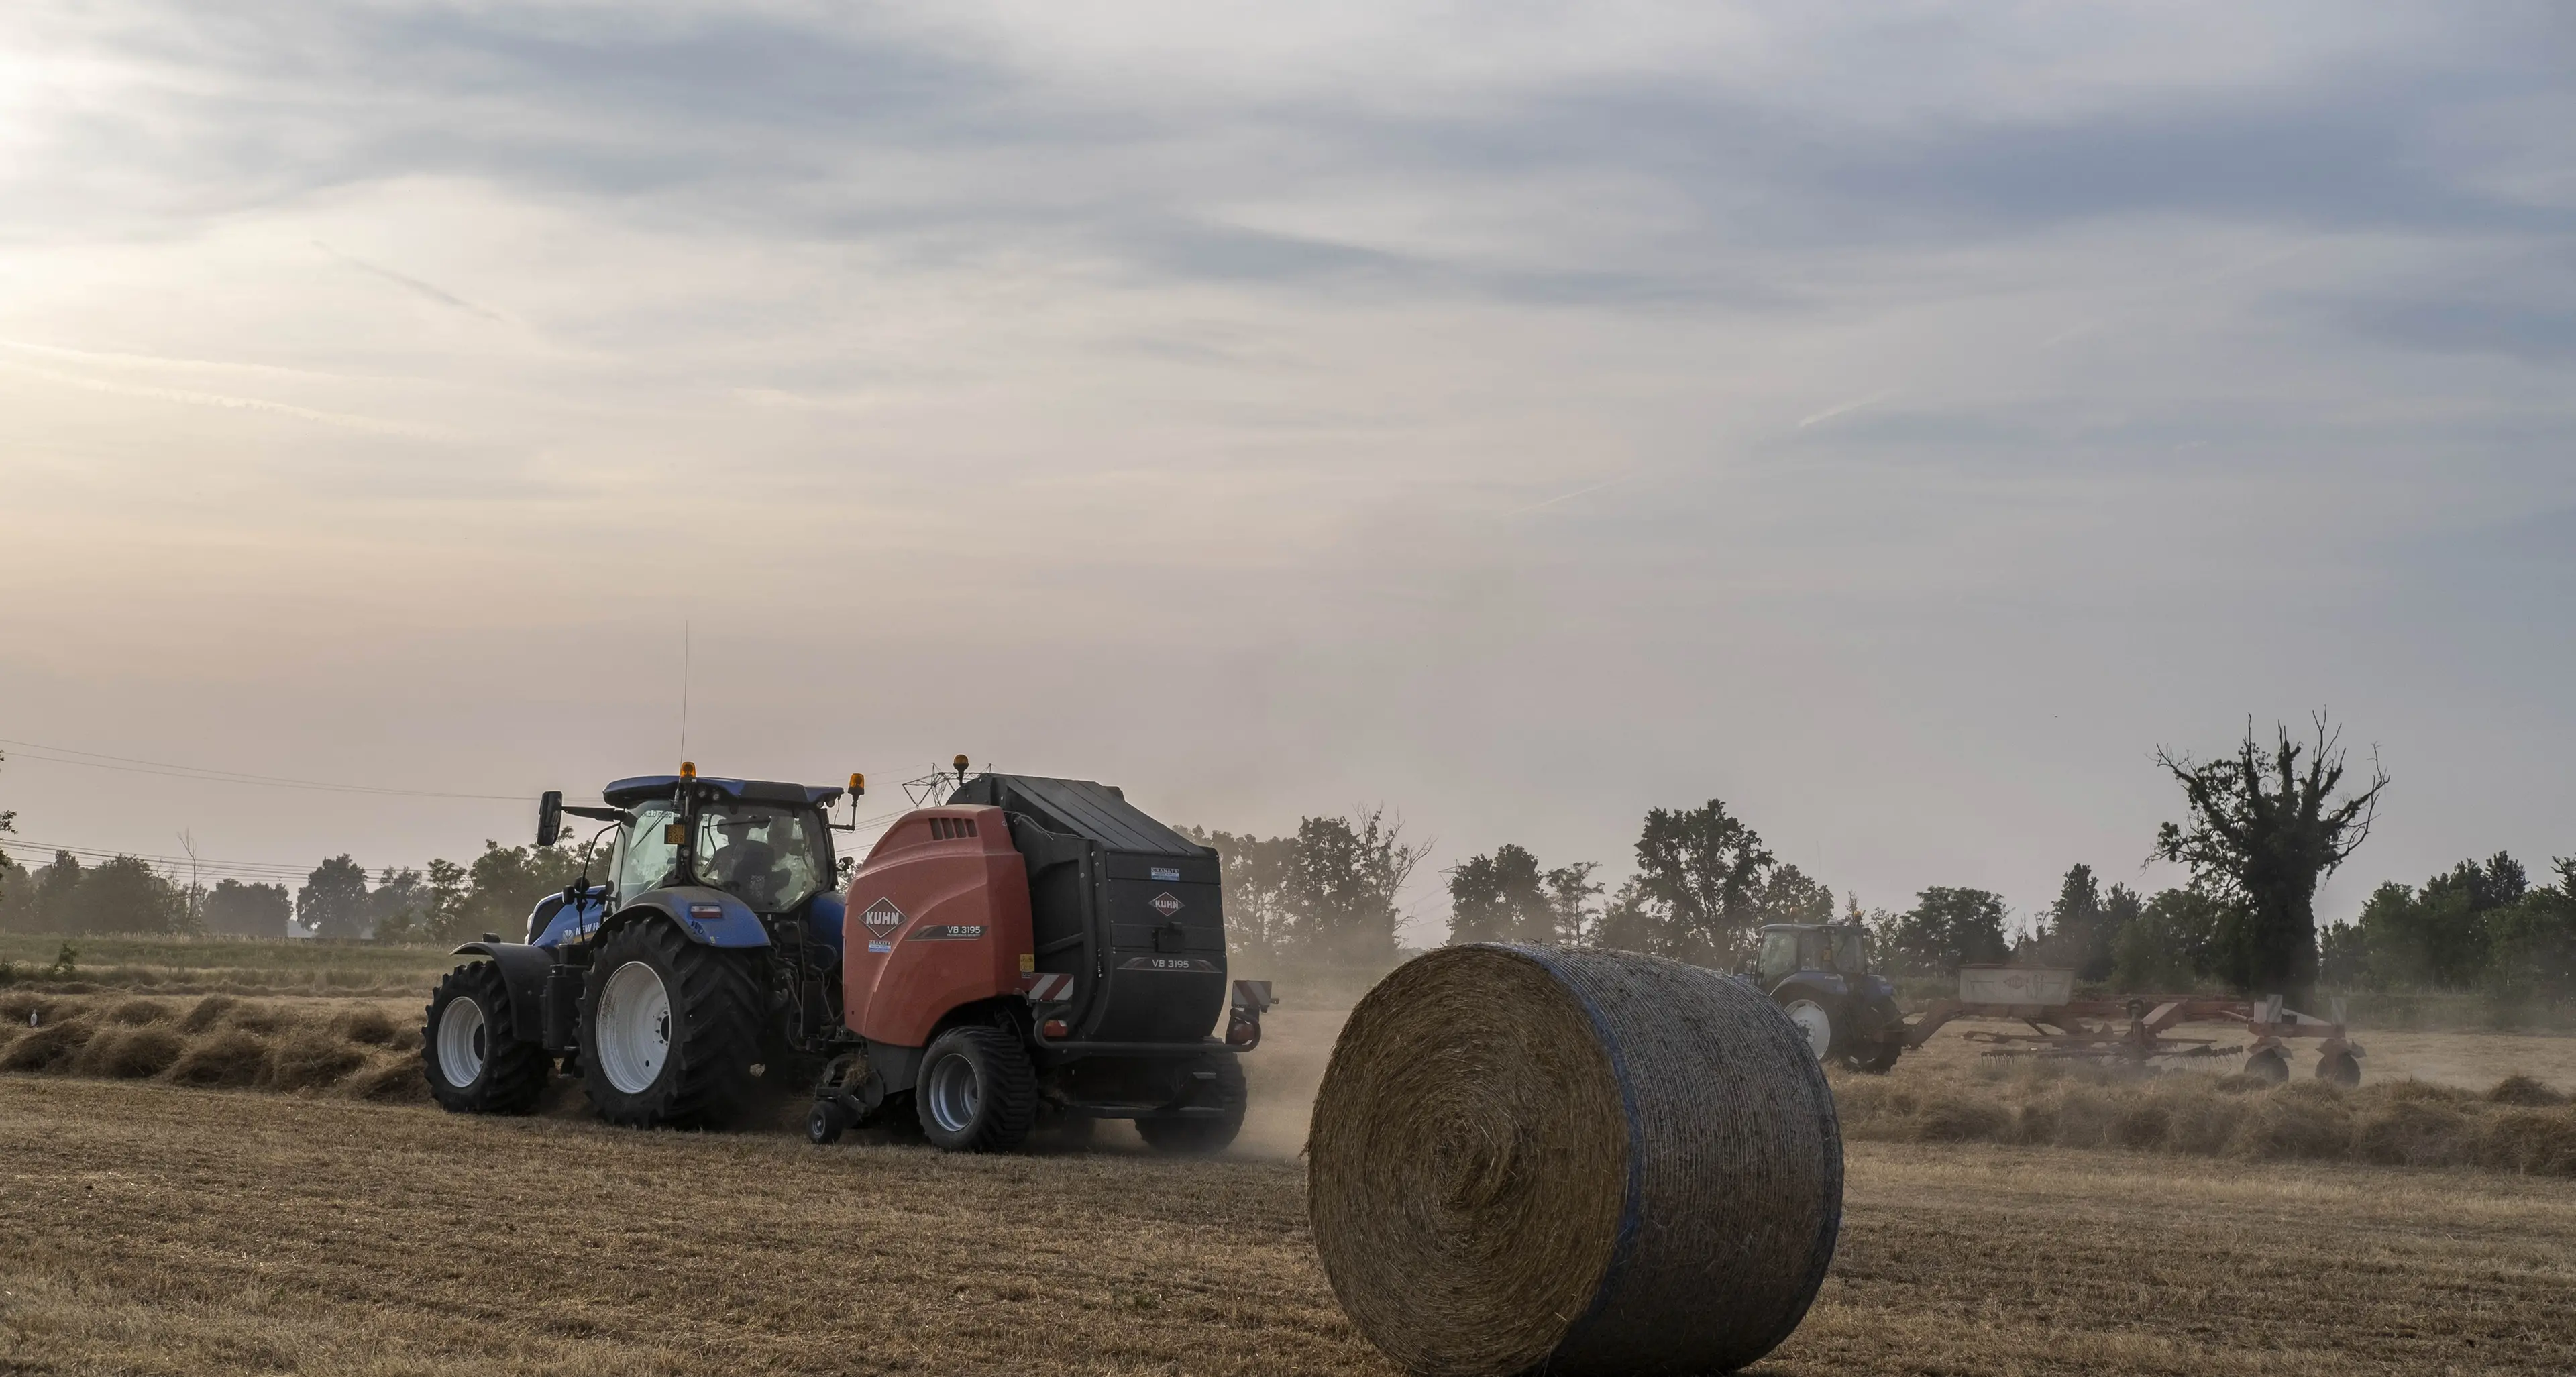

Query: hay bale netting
[1308,945,1841,1377]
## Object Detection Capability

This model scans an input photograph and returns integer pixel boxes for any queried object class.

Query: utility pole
[178,831,203,932]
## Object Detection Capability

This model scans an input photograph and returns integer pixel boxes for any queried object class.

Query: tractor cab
[1751,922,1909,1072]
[600,777,837,916]
[1756,923,1874,989]
[528,771,849,948]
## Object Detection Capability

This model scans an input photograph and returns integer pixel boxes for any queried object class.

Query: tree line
[1200,717,2568,1007]
[0,842,584,946]
[1,719,2565,1003]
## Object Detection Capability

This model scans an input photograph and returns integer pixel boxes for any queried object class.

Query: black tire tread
[918,1026,1037,1153]
[1136,1052,1246,1154]
[582,921,766,1130]
[422,960,550,1115]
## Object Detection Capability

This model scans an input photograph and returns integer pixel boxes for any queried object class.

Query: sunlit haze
[3,2,2570,938]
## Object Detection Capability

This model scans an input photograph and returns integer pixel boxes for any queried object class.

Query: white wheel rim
[1784,1000,1833,1059]
[436,996,488,1087]
[925,1052,982,1134]
[596,960,673,1095]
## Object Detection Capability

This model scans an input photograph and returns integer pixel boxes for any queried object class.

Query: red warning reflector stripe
[1023,973,1077,1002]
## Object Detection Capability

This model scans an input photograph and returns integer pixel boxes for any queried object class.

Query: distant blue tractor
[1750,922,1908,1072]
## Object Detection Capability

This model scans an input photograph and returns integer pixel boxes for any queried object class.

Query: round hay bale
[1307,945,1841,1377]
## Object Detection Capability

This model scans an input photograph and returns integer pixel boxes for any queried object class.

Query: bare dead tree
[2154,713,2388,1000]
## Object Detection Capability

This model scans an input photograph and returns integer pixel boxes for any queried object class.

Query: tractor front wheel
[423,961,549,1114]
[916,1026,1038,1153]
[580,921,765,1130]
[1780,999,1836,1060]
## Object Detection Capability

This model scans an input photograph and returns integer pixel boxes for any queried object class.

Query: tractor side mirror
[537,791,564,848]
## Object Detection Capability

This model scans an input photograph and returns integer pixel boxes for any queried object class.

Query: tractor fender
[449,941,557,1039]
[600,887,773,948]
[1770,972,1849,1006]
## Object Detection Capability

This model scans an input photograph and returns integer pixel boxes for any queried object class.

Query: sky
[1,1,2571,941]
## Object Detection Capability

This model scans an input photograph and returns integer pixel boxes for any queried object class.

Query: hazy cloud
[1,1,2570,933]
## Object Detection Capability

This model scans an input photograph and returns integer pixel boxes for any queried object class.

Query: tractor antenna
[678,618,691,761]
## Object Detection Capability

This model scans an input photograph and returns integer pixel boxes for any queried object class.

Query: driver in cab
[704,816,786,910]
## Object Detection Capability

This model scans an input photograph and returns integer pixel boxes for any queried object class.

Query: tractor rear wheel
[580,921,765,1130]
[423,960,549,1114]
[1137,1053,1247,1154]
[916,1026,1038,1153]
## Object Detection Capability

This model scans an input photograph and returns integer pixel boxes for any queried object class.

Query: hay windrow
[0,993,437,1100]
[179,995,239,1033]
[165,1028,273,1087]
[2487,1074,2566,1107]
[1309,945,1841,1377]
[1833,1059,2576,1176]
[262,1030,367,1092]
[331,1005,403,1046]
[347,1053,435,1103]
[1,1019,95,1073]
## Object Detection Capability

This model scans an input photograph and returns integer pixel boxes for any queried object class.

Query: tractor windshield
[1758,929,1800,986]
[613,802,682,900]
[694,802,830,913]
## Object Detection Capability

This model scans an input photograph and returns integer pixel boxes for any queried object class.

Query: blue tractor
[1750,922,1909,1072]
[422,767,853,1129]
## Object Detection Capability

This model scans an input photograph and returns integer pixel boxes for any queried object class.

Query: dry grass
[0,1076,2571,1375]
[3,995,2575,1372]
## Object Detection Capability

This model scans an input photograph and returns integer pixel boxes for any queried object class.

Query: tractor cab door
[1796,929,1830,977]
[1757,928,1802,989]
[609,802,682,909]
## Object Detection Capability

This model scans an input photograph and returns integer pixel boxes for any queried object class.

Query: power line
[0,736,530,801]
[3,836,371,882]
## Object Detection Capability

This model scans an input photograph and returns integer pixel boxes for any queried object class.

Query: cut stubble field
[3,1003,2574,1374]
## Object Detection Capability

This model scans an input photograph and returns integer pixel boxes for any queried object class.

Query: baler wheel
[422,960,550,1115]
[579,920,765,1130]
[2316,1049,2361,1087]
[806,1099,851,1146]
[1136,1053,1247,1155]
[915,1026,1038,1153]
[2244,1048,2290,1083]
